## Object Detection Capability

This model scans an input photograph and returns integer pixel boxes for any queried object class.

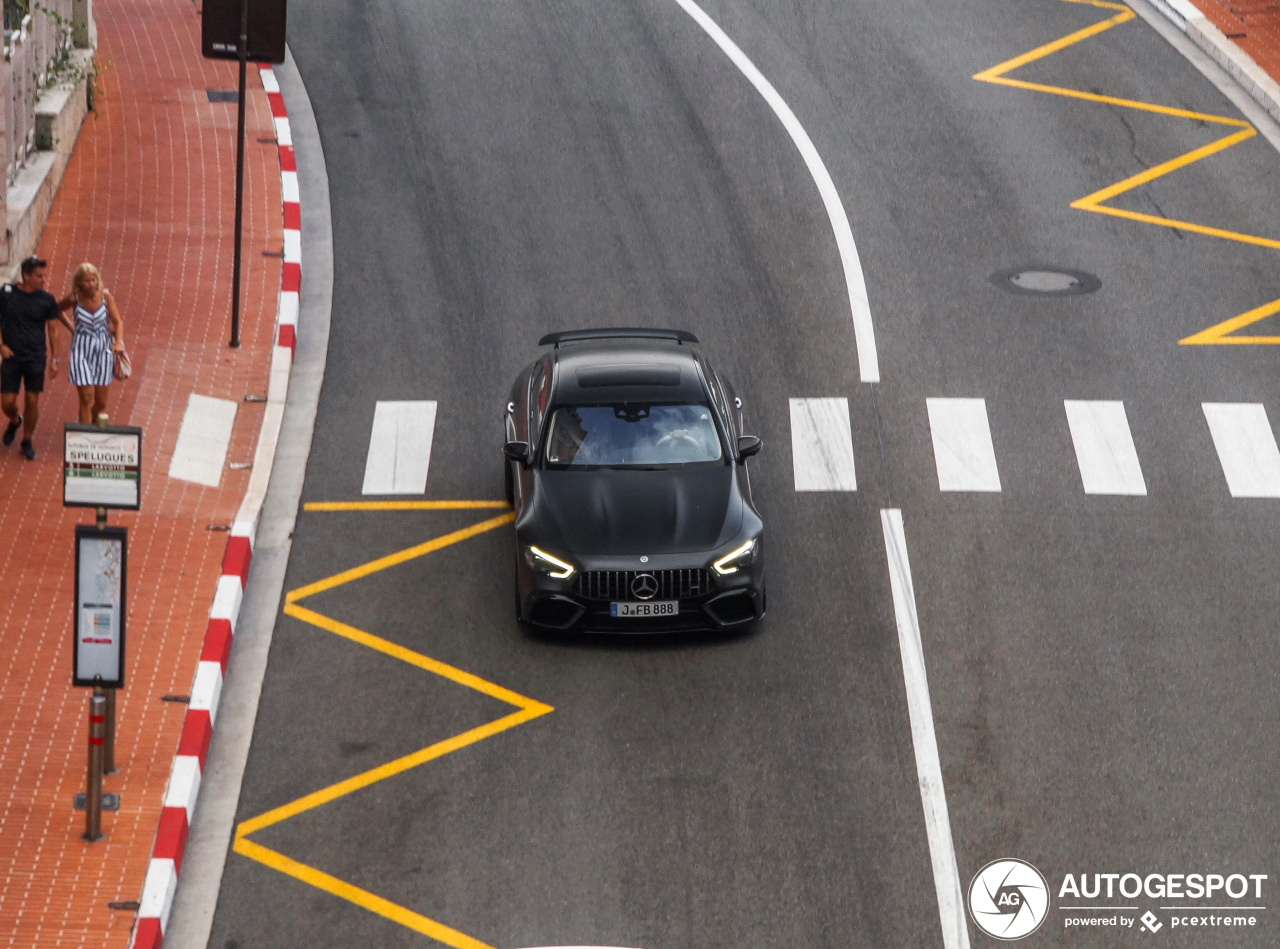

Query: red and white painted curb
[129,63,300,949]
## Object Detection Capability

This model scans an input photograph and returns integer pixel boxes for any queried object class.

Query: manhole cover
[989,266,1101,297]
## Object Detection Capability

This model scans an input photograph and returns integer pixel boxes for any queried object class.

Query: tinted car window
[701,360,736,439]
[529,362,550,434]
[545,403,723,467]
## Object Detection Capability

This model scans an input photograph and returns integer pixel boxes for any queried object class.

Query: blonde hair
[71,262,102,296]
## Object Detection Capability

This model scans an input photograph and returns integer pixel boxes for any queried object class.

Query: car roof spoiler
[538,328,700,347]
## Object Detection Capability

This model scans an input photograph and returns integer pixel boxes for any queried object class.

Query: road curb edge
[1141,0,1280,126]
[127,62,300,949]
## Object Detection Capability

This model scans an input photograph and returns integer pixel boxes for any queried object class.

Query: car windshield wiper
[605,464,669,470]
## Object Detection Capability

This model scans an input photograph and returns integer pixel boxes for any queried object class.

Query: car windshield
[544,403,724,468]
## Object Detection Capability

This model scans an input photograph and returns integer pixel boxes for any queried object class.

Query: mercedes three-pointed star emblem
[631,573,659,600]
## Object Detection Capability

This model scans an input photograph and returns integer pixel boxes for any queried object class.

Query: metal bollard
[103,687,117,775]
[84,693,106,841]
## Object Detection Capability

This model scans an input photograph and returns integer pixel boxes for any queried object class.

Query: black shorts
[0,357,44,394]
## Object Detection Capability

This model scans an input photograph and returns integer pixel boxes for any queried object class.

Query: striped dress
[68,299,115,386]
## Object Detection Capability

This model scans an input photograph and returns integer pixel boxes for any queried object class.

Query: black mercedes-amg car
[504,328,765,632]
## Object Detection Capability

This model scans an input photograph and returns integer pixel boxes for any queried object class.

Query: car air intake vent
[574,569,711,601]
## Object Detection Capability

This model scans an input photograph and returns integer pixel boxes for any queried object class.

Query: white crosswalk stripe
[362,401,438,495]
[1064,400,1147,496]
[781,397,1280,500]
[926,398,1001,492]
[1202,402,1280,498]
[789,398,857,491]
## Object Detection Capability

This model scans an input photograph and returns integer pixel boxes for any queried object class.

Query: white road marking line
[1064,400,1147,496]
[1202,402,1280,497]
[668,0,878,383]
[880,510,970,949]
[362,400,438,495]
[789,397,857,491]
[926,398,1001,492]
[168,394,238,487]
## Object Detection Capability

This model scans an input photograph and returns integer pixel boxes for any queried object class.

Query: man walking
[0,256,63,460]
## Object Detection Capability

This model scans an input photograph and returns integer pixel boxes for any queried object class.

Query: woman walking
[60,263,124,424]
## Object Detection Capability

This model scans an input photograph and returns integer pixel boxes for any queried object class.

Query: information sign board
[73,526,127,689]
[64,424,142,510]
[202,0,286,63]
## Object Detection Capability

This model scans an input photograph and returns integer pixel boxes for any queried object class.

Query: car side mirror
[737,435,762,461]
[504,440,530,466]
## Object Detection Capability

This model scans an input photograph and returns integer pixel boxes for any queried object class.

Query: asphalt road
[208,0,1280,946]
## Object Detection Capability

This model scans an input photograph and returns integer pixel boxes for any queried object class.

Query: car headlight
[525,545,576,579]
[712,537,758,575]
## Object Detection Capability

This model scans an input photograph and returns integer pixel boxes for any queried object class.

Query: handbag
[113,348,132,380]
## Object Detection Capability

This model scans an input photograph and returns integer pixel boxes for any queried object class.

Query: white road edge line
[880,509,971,949]
[668,0,879,383]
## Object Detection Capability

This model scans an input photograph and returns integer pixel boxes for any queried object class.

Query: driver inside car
[653,406,711,461]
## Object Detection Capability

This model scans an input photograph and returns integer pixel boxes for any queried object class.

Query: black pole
[230,0,249,349]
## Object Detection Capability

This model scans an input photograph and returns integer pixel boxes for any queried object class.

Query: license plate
[611,600,679,618]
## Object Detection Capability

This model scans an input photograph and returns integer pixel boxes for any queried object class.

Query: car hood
[529,466,742,556]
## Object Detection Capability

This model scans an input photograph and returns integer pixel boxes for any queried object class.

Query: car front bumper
[516,548,766,633]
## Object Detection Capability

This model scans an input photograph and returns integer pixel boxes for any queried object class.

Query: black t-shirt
[0,284,60,361]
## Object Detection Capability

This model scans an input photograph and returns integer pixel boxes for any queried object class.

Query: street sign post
[73,524,127,689]
[202,0,286,348]
[201,0,285,63]
[69,416,131,826]
[63,424,142,510]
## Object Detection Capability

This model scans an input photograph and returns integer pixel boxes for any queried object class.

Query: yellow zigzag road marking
[286,512,516,601]
[973,0,1280,343]
[233,507,548,949]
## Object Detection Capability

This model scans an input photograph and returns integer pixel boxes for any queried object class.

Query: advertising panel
[73,526,127,688]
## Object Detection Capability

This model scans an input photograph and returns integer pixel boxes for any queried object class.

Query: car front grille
[574,569,712,602]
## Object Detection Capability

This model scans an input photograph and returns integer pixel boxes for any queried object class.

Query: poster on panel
[73,526,127,688]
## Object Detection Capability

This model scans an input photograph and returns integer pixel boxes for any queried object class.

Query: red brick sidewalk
[1193,0,1280,80]
[0,0,281,944]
